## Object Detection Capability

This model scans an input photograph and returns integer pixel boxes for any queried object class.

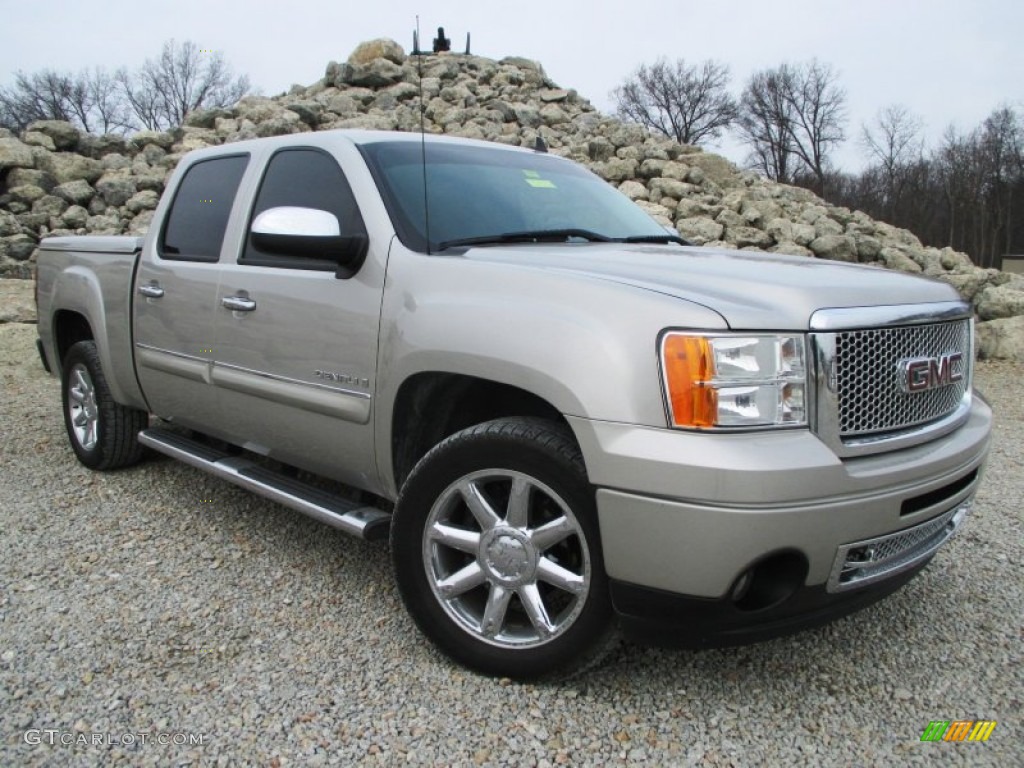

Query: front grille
[835,320,970,436]
[827,499,972,592]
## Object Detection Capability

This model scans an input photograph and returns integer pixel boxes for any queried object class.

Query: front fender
[374,246,728,492]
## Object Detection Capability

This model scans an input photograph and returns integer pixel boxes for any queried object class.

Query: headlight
[660,333,808,429]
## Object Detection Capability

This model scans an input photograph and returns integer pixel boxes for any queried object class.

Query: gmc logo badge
[898,353,964,393]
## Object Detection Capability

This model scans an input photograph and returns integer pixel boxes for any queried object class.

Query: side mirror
[250,206,368,278]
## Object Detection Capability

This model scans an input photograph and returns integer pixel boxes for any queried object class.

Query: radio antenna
[415,15,431,255]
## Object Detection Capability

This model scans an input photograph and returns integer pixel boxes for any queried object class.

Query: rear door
[209,147,385,490]
[133,153,250,428]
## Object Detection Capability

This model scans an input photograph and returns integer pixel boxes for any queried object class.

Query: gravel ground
[0,321,1020,767]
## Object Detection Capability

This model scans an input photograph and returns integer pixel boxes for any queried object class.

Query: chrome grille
[828,499,972,592]
[835,320,970,436]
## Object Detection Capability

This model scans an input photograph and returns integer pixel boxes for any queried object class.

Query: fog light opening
[732,552,808,612]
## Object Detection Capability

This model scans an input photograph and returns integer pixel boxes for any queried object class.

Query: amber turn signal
[661,335,718,428]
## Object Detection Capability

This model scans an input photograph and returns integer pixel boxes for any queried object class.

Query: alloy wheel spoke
[536,556,585,594]
[429,522,481,554]
[505,476,531,528]
[74,370,90,394]
[530,516,575,550]
[69,387,85,404]
[459,480,501,531]
[436,562,486,598]
[72,411,89,428]
[480,584,513,638]
[518,583,555,638]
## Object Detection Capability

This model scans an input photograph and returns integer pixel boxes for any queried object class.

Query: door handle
[222,295,257,312]
[138,283,164,298]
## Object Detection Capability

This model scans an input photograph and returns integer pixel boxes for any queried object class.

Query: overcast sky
[3,0,1021,171]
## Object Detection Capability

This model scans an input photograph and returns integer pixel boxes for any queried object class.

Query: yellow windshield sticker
[523,170,556,188]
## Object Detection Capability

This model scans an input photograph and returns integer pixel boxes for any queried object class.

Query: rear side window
[161,154,249,262]
[241,148,366,269]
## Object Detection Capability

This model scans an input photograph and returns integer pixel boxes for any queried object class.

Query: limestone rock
[0,138,34,170]
[617,181,648,201]
[0,211,20,236]
[37,153,103,184]
[125,190,160,213]
[52,180,95,205]
[130,130,175,150]
[60,205,89,229]
[32,195,68,218]
[728,226,772,249]
[95,177,137,206]
[976,316,1024,360]
[809,234,858,262]
[5,168,56,190]
[878,246,922,273]
[676,217,724,245]
[22,131,56,151]
[348,39,406,66]
[26,120,81,150]
[975,285,1024,321]
[344,59,405,88]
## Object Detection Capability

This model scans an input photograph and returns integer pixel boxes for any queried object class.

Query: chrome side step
[138,428,391,541]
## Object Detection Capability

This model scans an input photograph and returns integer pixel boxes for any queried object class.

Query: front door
[210,147,384,491]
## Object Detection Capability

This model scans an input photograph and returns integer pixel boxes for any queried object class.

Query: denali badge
[897,353,964,393]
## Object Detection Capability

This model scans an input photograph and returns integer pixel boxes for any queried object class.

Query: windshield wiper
[618,234,691,246]
[437,229,612,251]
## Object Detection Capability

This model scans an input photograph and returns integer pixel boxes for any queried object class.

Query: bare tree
[737,61,847,193]
[118,39,250,130]
[0,67,134,134]
[736,66,797,183]
[861,104,924,218]
[785,60,847,192]
[612,58,737,146]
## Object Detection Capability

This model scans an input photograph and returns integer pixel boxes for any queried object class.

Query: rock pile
[2,38,1023,358]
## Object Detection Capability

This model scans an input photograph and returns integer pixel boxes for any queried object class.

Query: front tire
[391,417,615,679]
[61,340,148,470]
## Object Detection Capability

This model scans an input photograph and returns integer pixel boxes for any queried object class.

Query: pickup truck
[34,130,991,679]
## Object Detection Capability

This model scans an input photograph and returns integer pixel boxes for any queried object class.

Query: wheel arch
[52,310,95,373]
[388,371,579,494]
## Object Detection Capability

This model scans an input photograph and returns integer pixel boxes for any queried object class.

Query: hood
[461,243,961,330]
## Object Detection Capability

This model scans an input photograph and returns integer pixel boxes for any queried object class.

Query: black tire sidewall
[391,419,612,680]
[61,340,144,470]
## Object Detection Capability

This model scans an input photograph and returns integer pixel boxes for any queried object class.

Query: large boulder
[0,138,34,170]
[347,38,406,66]
[25,120,81,150]
[976,316,1024,360]
[975,285,1024,321]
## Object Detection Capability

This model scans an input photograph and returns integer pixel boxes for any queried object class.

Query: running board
[138,428,391,541]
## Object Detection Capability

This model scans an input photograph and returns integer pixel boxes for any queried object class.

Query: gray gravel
[1,322,1021,767]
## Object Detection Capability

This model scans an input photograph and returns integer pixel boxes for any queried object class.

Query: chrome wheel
[67,363,99,451]
[423,469,591,648]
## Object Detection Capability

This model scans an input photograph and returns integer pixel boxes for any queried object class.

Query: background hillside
[1,39,1022,358]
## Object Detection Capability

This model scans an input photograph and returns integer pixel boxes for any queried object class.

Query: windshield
[358,140,671,253]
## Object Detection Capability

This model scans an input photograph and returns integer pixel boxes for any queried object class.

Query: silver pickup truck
[34,130,991,679]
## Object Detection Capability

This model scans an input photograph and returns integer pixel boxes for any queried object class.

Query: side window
[241,148,366,268]
[160,155,249,262]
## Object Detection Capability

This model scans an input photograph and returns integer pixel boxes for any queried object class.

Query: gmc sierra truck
[34,130,991,679]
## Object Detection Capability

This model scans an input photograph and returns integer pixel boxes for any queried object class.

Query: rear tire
[61,340,148,470]
[391,417,616,680]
